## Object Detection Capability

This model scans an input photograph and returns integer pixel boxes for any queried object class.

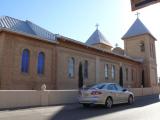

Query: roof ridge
[0,16,25,23]
[97,29,101,39]
[96,29,112,46]
[136,18,150,32]
[97,29,107,42]
[25,21,37,35]
[26,20,55,40]
[26,20,54,35]
[0,16,12,20]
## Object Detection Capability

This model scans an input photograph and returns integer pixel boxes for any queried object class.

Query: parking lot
[0,94,160,120]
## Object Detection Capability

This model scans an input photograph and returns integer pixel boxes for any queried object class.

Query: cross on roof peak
[135,12,140,18]
[95,23,99,30]
[115,43,118,47]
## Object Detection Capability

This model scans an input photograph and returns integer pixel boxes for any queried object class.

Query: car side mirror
[122,88,127,92]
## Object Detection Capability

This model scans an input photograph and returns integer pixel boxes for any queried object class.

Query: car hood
[126,90,134,95]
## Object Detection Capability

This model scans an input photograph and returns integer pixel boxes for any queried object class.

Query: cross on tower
[135,12,140,18]
[115,43,118,47]
[95,23,99,30]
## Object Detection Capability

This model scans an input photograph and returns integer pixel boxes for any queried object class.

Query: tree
[119,67,123,87]
[78,63,83,89]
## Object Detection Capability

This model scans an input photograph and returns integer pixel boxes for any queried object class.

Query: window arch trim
[37,52,45,75]
[21,49,30,73]
[68,57,75,78]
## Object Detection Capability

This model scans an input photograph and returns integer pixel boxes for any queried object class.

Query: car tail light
[91,91,102,95]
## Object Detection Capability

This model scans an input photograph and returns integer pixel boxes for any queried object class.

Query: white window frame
[68,57,75,79]
[105,64,109,80]
[111,65,115,80]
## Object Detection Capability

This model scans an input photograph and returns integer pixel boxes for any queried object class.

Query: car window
[107,84,117,91]
[115,84,123,91]
[90,84,105,89]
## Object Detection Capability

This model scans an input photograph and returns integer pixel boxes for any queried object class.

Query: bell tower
[122,18,157,87]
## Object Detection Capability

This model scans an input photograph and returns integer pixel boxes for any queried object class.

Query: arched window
[21,49,30,73]
[140,41,145,52]
[105,64,109,80]
[68,57,75,78]
[37,52,45,74]
[112,65,115,80]
[84,60,88,79]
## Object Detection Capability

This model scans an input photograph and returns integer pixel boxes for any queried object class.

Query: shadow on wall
[48,94,160,120]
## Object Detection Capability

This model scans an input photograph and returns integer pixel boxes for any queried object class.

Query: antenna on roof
[135,12,140,18]
[95,23,99,30]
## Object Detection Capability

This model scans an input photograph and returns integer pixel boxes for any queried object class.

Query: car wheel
[105,97,113,108]
[82,103,90,108]
[128,95,134,105]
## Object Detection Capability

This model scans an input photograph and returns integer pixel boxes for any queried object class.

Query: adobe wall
[56,40,142,89]
[0,32,56,90]
[0,32,142,90]
[0,32,5,89]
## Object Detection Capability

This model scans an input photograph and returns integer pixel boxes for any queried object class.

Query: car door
[104,84,119,104]
[115,84,128,103]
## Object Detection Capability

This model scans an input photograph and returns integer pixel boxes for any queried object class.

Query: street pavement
[0,94,160,120]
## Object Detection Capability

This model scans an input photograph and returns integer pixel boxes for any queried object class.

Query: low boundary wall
[129,87,160,96]
[0,87,159,109]
[0,90,79,109]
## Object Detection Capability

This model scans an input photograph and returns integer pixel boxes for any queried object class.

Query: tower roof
[86,29,112,47]
[122,18,156,40]
[0,16,55,41]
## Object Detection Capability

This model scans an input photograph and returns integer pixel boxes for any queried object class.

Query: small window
[140,41,145,52]
[111,65,116,80]
[68,57,75,78]
[105,64,109,80]
[37,52,45,74]
[84,60,88,79]
[21,49,30,73]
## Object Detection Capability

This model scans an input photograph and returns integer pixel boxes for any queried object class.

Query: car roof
[93,83,118,87]
[87,83,118,88]
[99,83,117,85]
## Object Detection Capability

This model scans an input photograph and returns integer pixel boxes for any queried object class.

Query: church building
[0,16,158,90]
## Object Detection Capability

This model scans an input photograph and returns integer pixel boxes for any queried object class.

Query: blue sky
[1,0,160,77]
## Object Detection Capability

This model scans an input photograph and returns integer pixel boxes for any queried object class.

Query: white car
[79,83,134,108]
